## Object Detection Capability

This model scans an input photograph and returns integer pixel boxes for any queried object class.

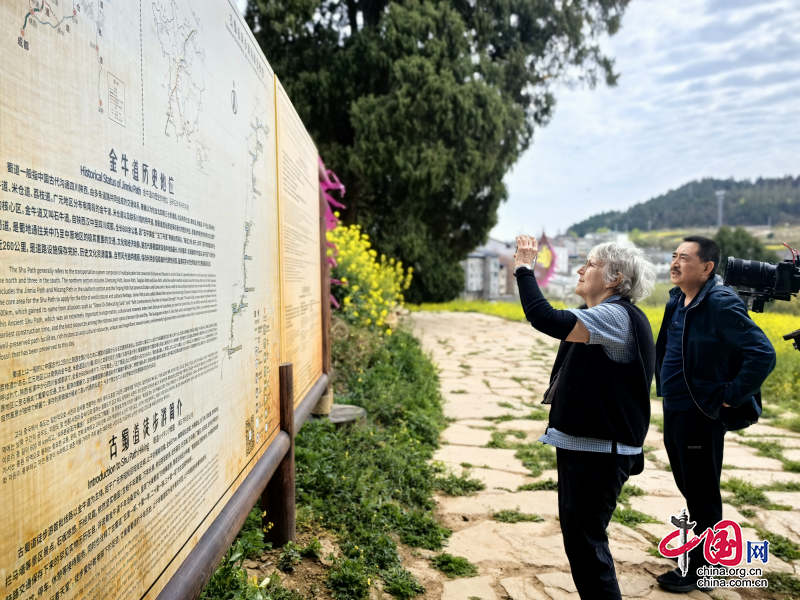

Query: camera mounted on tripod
[723,242,800,352]
[723,242,800,313]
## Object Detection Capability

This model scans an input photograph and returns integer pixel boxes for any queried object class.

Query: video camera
[723,242,800,351]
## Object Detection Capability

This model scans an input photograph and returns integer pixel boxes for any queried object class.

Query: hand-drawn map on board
[0,1,281,599]
[275,77,323,407]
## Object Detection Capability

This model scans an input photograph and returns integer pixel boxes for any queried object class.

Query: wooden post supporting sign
[262,363,296,546]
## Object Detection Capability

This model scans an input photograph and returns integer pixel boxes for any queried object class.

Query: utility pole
[715,190,725,228]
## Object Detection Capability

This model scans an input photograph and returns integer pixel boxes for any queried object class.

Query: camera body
[723,255,800,313]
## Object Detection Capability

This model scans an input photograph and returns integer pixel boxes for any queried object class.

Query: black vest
[547,299,656,447]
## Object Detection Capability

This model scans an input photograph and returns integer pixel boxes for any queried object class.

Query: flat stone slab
[447,521,569,567]
[536,572,576,593]
[499,577,549,600]
[764,491,800,510]
[437,490,558,518]
[630,495,745,523]
[629,468,683,497]
[720,469,800,486]
[463,467,532,491]
[441,424,494,447]
[442,394,528,419]
[542,588,579,600]
[441,575,497,600]
[433,446,529,475]
[722,443,785,471]
[760,510,800,545]
[741,424,800,437]
[618,575,655,598]
[784,448,800,461]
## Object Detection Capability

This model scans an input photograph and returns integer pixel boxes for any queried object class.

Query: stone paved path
[407,311,800,600]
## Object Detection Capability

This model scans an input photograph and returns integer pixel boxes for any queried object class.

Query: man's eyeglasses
[581,261,598,271]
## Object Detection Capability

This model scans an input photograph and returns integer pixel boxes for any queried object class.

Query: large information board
[0,2,282,599]
[275,77,323,406]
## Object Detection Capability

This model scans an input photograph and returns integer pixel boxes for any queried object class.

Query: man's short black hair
[683,236,721,273]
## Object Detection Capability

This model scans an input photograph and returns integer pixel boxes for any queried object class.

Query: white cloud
[492,0,800,240]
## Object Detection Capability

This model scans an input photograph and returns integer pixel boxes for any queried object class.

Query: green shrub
[431,553,479,578]
[434,470,486,496]
[277,541,303,572]
[327,558,371,600]
[381,567,426,599]
[492,508,544,523]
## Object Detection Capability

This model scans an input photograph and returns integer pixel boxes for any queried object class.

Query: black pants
[663,407,727,574]
[557,448,643,600]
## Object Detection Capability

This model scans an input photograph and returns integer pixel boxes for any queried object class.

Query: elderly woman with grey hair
[514,235,657,600]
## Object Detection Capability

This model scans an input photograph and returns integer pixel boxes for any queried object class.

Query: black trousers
[663,407,727,574]
[557,448,643,600]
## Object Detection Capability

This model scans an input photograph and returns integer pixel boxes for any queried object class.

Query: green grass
[762,481,800,492]
[611,508,659,527]
[650,415,664,433]
[434,470,487,496]
[431,553,479,578]
[518,478,558,492]
[497,401,520,410]
[764,572,800,597]
[738,439,800,472]
[617,484,645,505]
[720,477,792,511]
[203,321,449,599]
[492,508,544,523]
[775,416,800,434]
[756,528,800,561]
[738,508,756,519]
[486,431,557,477]
[382,567,425,599]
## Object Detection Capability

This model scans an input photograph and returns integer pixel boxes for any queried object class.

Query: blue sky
[238,0,800,239]
[493,0,800,239]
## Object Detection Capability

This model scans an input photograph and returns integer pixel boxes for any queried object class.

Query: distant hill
[568,177,800,236]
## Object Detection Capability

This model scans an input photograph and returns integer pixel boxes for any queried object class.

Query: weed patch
[382,567,425,599]
[756,528,800,561]
[518,479,558,492]
[764,572,800,596]
[486,431,556,477]
[497,401,520,410]
[611,508,658,527]
[431,553,479,578]
[617,484,645,505]
[203,322,448,599]
[492,508,544,523]
[721,477,792,511]
[434,470,486,496]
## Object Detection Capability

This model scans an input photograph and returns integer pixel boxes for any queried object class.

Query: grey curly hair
[587,242,656,304]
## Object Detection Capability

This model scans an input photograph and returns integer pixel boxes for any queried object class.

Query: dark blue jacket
[655,275,776,427]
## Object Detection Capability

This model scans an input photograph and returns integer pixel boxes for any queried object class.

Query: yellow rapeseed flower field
[328,224,412,335]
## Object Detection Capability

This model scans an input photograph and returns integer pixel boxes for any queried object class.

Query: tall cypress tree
[247,0,628,301]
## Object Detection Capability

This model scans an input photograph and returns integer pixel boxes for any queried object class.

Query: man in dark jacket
[655,236,776,593]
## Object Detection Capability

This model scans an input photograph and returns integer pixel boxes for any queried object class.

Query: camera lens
[724,257,778,288]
